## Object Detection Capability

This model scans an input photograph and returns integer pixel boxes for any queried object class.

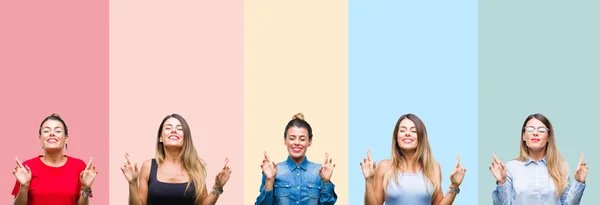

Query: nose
[405,131,411,137]
[293,138,300,145]
[171,129,177,134]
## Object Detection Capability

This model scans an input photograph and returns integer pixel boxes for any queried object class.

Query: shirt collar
[525,157,547,166]
[286,156,309,171]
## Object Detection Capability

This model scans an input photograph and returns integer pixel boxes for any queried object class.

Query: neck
[401,149,420,172]
[163,146,182,164]
[528,148,546,161]
[291,155,305,165]
[42,149,65,165]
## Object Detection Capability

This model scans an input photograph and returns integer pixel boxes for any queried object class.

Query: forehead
[286,126,308,136]
[164,117,182,126]
[399,118,415,127]
[42,119,64,129]
[526,118,545,127]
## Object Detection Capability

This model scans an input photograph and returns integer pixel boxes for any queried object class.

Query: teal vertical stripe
[478,1,600,204]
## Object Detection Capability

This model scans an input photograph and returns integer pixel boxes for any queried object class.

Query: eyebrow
[42,126,63,129]
[288,135,307,138]
[400,126,416,129]
[164,124,182,127]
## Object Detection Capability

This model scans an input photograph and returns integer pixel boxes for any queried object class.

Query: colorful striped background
[1,0,598,204]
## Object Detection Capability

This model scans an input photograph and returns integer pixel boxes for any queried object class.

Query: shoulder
[378,159,391,168]
[142,159,153,169]
[21,156,42,166]
[67,156,87,168]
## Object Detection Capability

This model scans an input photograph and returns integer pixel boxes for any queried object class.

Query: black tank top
[148,159,196,205]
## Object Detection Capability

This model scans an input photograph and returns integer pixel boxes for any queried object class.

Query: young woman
[121,113,231,205]
[490,113,588,204]
[255,113,338,205]
[12,113,98,205]
[361,113,466,205]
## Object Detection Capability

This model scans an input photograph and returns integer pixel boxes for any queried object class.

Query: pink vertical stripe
[0,0,109,204]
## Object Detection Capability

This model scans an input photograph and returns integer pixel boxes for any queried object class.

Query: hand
[80,157,98,190]
[319,152,335,182]
[13,157,32,187]
[260,152,277,180]
[575,153,588,183]
[360,148,376,181]
[215,157,232,188]
[489,153,507,185]
[449,156,467,188]
[121,153,139,184]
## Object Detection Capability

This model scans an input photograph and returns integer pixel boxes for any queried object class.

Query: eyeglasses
[524,126,549,134]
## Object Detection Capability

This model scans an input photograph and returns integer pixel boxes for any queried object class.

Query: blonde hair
[156,114,207,203]
[517,113,567,197]
[383,114,440,199]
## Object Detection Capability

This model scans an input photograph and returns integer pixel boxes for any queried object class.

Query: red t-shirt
[12,156,87,205]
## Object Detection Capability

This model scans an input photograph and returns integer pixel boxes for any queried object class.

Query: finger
[85,157,94,170]
[372,161,376,169]
[25,165,31,173]
[324,152,329,164]
[15,157,24,169]
[492,153,500,164]
[272,161,277,168]
[264,152,271,162]
[363,158,367,164]
[360,162,364,167]
[367,148,372,161]
[135,163,139,172]
[329,157,333,164]
[455,156,461,168]
[579,153,584,166]
[125,153,132,164]
[223,157,230,169]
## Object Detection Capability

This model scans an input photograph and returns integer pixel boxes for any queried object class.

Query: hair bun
[293,113,305,120]
[50,113,61,118]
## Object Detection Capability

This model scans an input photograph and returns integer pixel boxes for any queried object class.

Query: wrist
[449,184,459,189]
[213,183,223,189]
[365,176,375,183]
[496,179,506,185]
[266,177,275,182]
[321,179,331,183]
[19,183,30,191]
[80,186,92,197]
[211,186,224,196]
[81,185,92,191]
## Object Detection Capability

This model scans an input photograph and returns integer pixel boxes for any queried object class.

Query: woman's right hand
[121,153,139,184]
[489,153,507,185]
[360,148,376,181]
[13,157,32,187]
[261,152,277,180]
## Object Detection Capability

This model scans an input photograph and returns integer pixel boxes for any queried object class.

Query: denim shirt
[255,156,337,205]
[492,158,586,205]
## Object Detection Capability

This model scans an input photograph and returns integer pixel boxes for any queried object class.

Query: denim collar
[286,156,309,171]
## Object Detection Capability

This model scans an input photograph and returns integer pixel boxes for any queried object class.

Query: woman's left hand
[450,156,467,188]
[319,152,336,182]
[214,157,232,188]
[575,154,588,183]
[80,157,98,190]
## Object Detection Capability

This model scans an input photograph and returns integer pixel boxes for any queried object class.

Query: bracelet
[447,186,460,195]
[211,187,223,196]
[80,187,92,197]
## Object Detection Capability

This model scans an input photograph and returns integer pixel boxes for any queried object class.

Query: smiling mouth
[168,135,180,140]
[531,139,541,142]
[402,139,414,143]
[47,138,58,143]
[291,147,303,153]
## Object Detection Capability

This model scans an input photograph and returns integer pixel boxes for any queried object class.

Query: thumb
[135,163,139,172]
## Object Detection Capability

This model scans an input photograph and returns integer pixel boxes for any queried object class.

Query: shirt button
[297,186,300,189]
[297,173,300,176]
